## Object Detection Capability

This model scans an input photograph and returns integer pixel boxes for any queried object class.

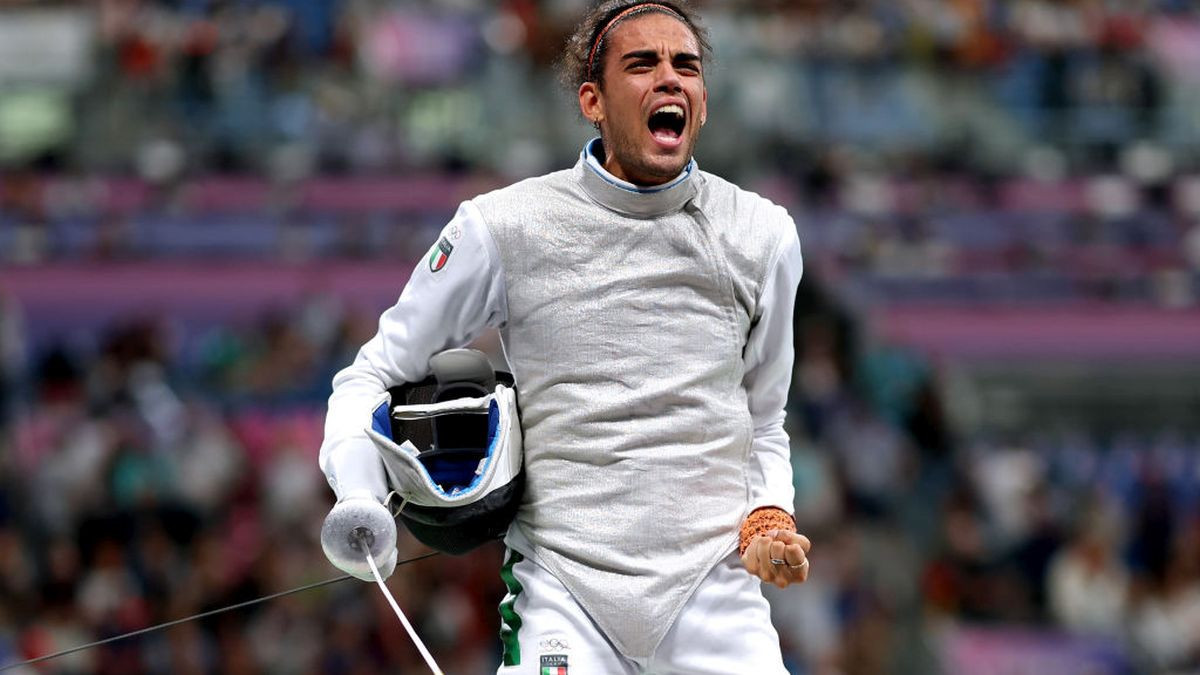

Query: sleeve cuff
[739,506,797,557]
[323,438,389,503]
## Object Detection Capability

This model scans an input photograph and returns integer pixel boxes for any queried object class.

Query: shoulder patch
[428,236,455,273]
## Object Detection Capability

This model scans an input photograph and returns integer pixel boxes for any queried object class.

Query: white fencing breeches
[496,549,788,675]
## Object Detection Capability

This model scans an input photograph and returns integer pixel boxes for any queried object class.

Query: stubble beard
[604,124,698,186]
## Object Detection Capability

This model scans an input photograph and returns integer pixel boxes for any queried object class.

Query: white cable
[364,549,444,675]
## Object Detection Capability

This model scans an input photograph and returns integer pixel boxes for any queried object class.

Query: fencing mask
[366,349,523,554]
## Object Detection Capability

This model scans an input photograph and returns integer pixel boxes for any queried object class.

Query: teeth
[654,104,684,118]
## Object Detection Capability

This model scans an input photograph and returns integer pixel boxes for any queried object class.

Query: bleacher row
[3,175,1198,300]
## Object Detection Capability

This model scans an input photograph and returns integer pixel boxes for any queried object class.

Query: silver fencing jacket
[320,139,803,660]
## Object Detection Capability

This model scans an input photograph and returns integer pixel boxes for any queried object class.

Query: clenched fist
[741,529,811,588]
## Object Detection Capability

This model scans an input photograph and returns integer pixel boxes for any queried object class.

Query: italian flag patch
[428,236,454,272]
[540,654,568,674]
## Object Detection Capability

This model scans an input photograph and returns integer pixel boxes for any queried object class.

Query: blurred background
[2,0,1200,673]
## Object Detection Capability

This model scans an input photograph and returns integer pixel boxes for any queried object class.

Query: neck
[577,138,698,218]
[596,141,681,187]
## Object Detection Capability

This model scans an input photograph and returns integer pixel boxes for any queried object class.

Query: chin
[607,133,696,185]
[654,158,689,178]
[628,160,686,186]
[642,144,694,179]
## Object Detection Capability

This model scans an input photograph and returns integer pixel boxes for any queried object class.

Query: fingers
[770,531,811,584]
[740,531,813,588]
[756,536,778,585]
[769,538,787,565]
[783,544,809,584]
[794,532,812,553]
[771,530,811,552]
[742,538,762,576]
[766,539,790,588]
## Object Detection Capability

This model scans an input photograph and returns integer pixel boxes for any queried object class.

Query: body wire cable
[364,542,444,675]
[0,550,441,673]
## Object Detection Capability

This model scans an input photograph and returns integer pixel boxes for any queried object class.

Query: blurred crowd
[0,301,511,674]
[0,0,1198,179]
[5,174,1199,309]
[4,0,1200,307]
[780,284,1200,673]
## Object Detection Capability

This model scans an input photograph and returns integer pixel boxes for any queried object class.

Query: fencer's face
[579,12,707,186]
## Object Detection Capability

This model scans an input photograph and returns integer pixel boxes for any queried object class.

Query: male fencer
[320,2,811,672]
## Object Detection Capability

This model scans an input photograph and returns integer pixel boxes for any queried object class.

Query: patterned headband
[586,3,687,81]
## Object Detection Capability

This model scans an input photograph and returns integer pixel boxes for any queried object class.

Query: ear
[579,81,605,127]
[698,83,708,127]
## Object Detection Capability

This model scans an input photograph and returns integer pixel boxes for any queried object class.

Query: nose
[653,62,682,93]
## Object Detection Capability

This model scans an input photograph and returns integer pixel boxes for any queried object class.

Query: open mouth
[648,104,686,145]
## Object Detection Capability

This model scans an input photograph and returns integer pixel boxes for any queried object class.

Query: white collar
[575,138,698,217]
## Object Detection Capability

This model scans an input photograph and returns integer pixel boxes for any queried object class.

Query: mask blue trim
[371,398,393,440]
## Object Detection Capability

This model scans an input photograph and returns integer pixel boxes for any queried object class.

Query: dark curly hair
[558,0,712,92]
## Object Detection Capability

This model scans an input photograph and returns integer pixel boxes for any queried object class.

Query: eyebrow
[620,49,702,64]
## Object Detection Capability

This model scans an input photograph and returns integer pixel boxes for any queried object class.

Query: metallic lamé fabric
[473,147,793,659]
